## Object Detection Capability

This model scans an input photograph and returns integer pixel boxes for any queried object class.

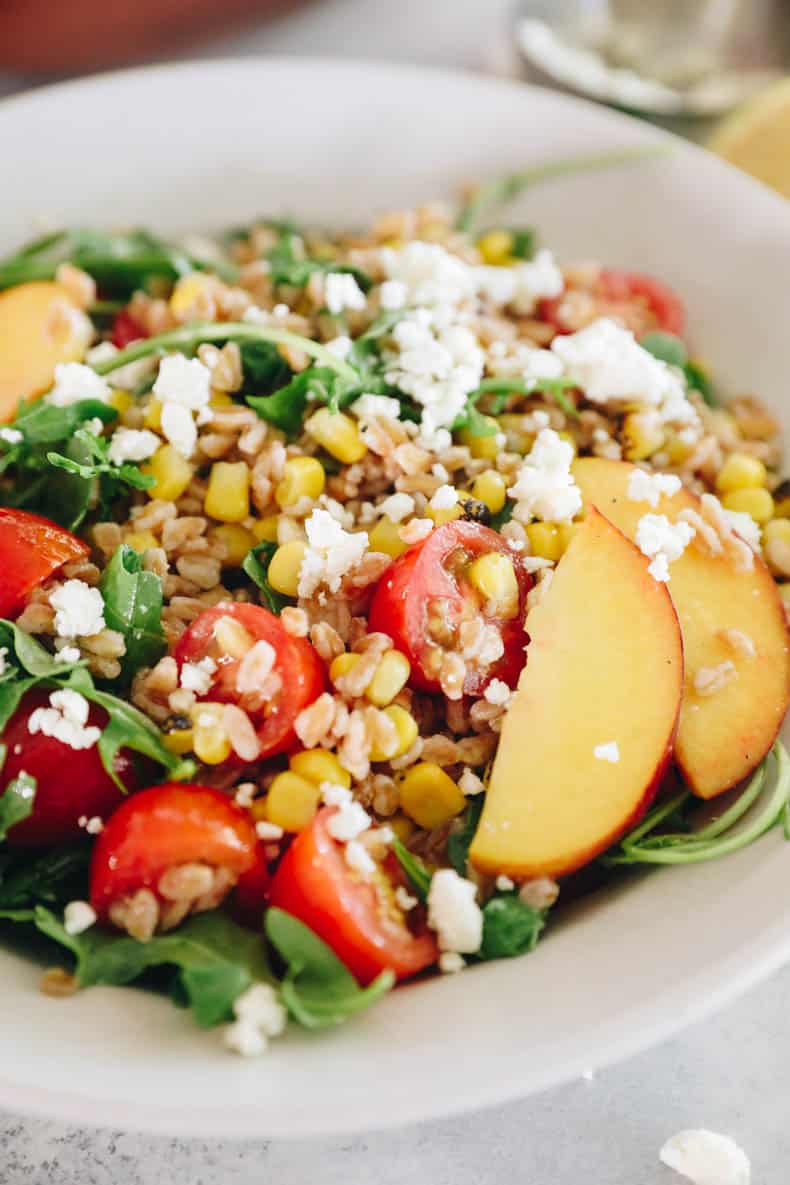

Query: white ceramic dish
[1,58,789,1141]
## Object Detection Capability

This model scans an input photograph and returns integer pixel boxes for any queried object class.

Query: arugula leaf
[242,542,289,614]
[237,340,292,399]
[478,894,546,960]
[447,797,484,877]
[265,907,393,1028]
[391,837,431,903]
[639,331,687,368]
[452,397,498,438]
[265,231,372,293]
[683,360,716,406]
[471,376,579,420]
[11,399,117,446]
[247,367,339,436]
[47,427,155,494]
[0,772,35,841]
[99,546,167,681]
[0,620,81,680]
[509,227,536,260]
[0,842,91,909]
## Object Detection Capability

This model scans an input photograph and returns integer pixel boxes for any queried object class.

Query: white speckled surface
[1,1,789,1178]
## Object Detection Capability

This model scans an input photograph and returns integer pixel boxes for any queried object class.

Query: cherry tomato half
[270,807,438,984]
[0,507,89,619]
[0,690,139,847]
[368,521,531,696]
[110,309,148,349]
[540,269,685,338]
[174,603,325,762]
[90,782,267,922]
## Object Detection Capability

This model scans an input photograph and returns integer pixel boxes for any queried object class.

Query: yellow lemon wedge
[708,78,790,197]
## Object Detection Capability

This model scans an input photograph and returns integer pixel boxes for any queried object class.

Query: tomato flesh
[0,690,139,847]
[368,520,531,695]
[270,807,438,984]
[111,309,147,349]
[90,782,266,920]
[540,269,685,337]
[174,602,325,762]
[0,507,89,619]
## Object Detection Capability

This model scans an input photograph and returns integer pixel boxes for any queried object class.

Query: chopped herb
[391,837,431,902]
[472,376,579,419]
[99,545,167,683]
[242,542,290,614]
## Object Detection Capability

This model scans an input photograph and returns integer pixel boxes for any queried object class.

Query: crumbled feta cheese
[377,492,415,523]
[63,900,97,936]
[160,401,198,458]
[28,689,101,751]
[352,393,402,421]
[46,363,111,407]
[179,656,217,695]
[429,484,458,510]
[324,272,367,315]
[272,302,289,318]
[153,354,211,411]
[255,820,284,841]
[54,644,81,664]
[694,661,736,697]
[107,427,160,466]
[593,741,620,764]
[224,1021,268,1058]
[234,783,257,808]
[395,885,418,912]
[511,249,565,312]
[298,509,369,597]
[50,580,105,638]
[326,799,371,842]
[659,1129,750,1185]
[635,513,695,581]
[508,428,582,524]
[438,951,465,974]
[551,318,697,426]
[627,468,682,509]
[382,240,477,309]
[324,335,353,359]
[427,868,484,954]
[496,875,515,892]
[379,279,408,310]
[522,347,565,384]
[459,767,485,796]
[399,518,434,544]
[384,311,484,440]
[345,839,376,877]
[78,814,104,835]
[483,679,512,707]
[0,428,23,445]
[224,983,287,1058]
[721,507,761,551]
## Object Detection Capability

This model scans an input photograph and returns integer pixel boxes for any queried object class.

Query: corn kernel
[123,529,159,554]
[290,749,351,789]
[190,704,232,765]
[306,408,367,464]
[457,416,500,460]
[329,651,362,686]
[140,445,193,502]
[526,522,564,562]
[665,432,696,465]
[366,650,410,707]
[369,516,408,558]
[204,461,251,524]
[557,522,578,552]
[265,770,321,832]
[142,398,163,431]
[715,452,768,494]
[388,812,416,843]
[108,388,132,416]
[211,523,255,567]
[209,390,234,410]
[721,487,774,524]
[761,519,790,577]
[252,515,280,543]
[162,726,194,755]
[472,470,507,514]
[268,540,306,597]
[397,762,466,830]
[169,272,212,319]
[426,497,464,526]
[497,414,534,454]
[468,551,519,617]
[275,455,325,508]
[477,229,514,266]
[622,412,665,461]
[370,705,418,763]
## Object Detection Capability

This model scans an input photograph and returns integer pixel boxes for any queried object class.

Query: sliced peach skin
[0,281,92,420]
[470,508,683,880]
[573,457,790,799]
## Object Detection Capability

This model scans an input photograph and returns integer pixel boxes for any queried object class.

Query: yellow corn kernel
[397,762,466,830]
[457,417,500,461]
[290,749,351,789]
[622,412,665,462]
[275,455,325,509]
[427,496,464,526]
[190,704,232,765]
[388,812,416,844]
[665,432,696,466]
[557,522,578,552]
[140,445,193,502]
[715,452,768,494]
[760,519,790,577]
[108,388,133,416]
[370,705,418,762]
[267,540,306,597]
[468,551,519,616]
[366,650,410,707]
[368,516,408,558]
[472,470,507,514]
[212,523,255,567]
[123,529,159,554]
[329,651,362,686]
[721,487,774,524]
[213,614,254,658]
[209,390,234,410]
[204,461,251,524]
[265,771,321,832]
[477,229,514,266]
[306,408,367,464]
[252,515,280,543]
[169,272,212,319]
[162,726,194,755]
[497,414,534,455]
[142,398,163,431]
[526,522,564,563]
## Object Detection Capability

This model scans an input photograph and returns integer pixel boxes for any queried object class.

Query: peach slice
[0,281,92,420]
[573,457,790,798]
[470,508,683,879]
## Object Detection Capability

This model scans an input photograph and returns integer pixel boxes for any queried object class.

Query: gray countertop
[1,1,788,1180]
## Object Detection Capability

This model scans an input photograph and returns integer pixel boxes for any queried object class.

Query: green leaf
[238,340,292,398]
[265,908,393,1028]
[447,796,484,877]
[0,842,91,909]
[684,360,716,406]
[47,427,155,497]
[478,894,546,960]
[247,367,339,436]
[0,772,35,841]
[0,619,82,679]
[452,397,498,438]
[640,331,688,368]
[391,837,431,903]
[265,231,372,293]
[242,542,289,614]
[471,375,579,419]
[509,228,536,260]
[12,399,117,446]
[99,546,167,682]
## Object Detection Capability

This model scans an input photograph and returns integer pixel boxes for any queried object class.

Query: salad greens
[391,837,431,903]
[99,546,167,682]
[640,330,716,406]
[0,772,36,842]
[242,542,290,614]
[478,894,546,961]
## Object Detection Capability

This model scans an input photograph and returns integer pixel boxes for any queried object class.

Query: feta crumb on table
[224,983,287,1058]
[660,1129,750,1185]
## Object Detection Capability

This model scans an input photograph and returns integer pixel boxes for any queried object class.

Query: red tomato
[540,269,685,337]
[0,690,139,847]
[270,807,438,984]
[90,782,266,921]
[368,521,531,696]
[110,309,147,348]
[174,603,325,762]
[0,508,89,619]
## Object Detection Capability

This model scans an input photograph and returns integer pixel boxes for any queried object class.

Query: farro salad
[0,154,788,1056]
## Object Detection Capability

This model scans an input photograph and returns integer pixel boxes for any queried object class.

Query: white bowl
[1,58,789,1141]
